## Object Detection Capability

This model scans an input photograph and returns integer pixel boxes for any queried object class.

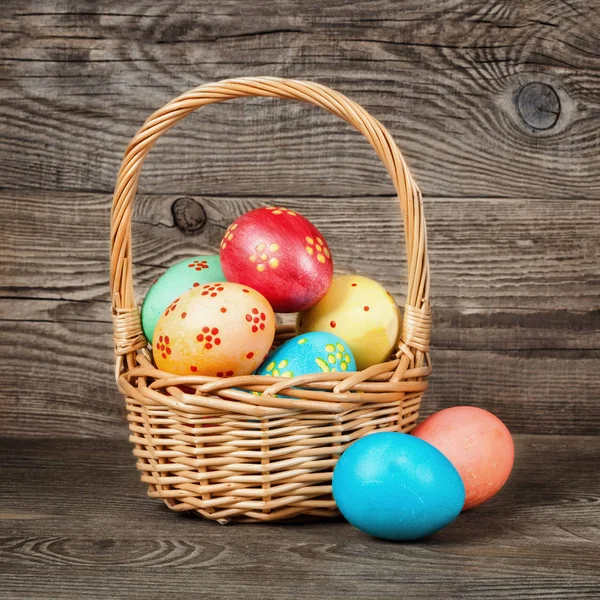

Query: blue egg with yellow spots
[256,332,356,381]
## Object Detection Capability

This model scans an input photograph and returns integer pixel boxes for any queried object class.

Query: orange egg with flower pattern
[219,207,333,313]
[152,282,275,377]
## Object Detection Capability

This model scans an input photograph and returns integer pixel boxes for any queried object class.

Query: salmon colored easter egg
[219,206,333,312]
[296,275,401,370]
[152,282,275,377]
[412,407,514,510]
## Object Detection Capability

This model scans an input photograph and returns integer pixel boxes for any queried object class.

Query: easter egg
[141,255,226,343]
[332,432,465,541]
[152,282,275,377]
[256,332,356,381]
[412,407,514,510]
[297,275,401,370]
[219,206,333,312]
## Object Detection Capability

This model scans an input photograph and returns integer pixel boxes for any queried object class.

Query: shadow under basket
[110,77,431,523]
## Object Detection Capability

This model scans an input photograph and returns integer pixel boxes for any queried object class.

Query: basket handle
[110,77,431,373]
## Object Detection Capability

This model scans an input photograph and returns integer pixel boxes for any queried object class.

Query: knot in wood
[171,197,207,235]
[517,82,560,130]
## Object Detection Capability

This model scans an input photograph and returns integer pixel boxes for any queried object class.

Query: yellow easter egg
[152,282,275,377]
[296,275,401,370]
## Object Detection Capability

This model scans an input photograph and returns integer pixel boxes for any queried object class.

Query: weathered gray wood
[1,190,598,436]
[0,320,598,437]
[1,1,599,199]
[0,435,599,599]
[1,3,599,439]
[2,191,598,314]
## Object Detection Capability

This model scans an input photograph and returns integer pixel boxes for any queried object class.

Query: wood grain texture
[1,321,598,437]
[2,191,599,314]
[1,3,599,439]
[1,0,599,199]
[1,191,598,437]
[1,435,599,599]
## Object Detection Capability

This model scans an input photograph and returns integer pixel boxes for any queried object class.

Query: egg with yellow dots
[152,282,275,377]
[256,332,356,383]
[219,206,333,313]
[296,275,401,371]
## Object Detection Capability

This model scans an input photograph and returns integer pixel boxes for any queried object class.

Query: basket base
[128,381,422,523]
[147,485,342,524]
[186,506,344,525]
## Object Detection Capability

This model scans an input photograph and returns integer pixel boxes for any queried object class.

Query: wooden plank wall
[1,1,598,437]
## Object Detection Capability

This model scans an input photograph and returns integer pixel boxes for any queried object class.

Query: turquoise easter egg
[141,255,226,343]
[256,332,356,381]
[332,432,465,541]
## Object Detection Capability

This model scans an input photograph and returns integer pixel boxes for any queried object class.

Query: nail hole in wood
[171,197,207,235]
[517,82,560,131]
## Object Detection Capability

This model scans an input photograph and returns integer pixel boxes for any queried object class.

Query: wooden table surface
[1,434,599,599]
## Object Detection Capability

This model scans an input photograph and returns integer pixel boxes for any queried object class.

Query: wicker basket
[110,77,431,523]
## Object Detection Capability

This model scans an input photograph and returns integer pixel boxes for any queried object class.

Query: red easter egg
[219,206,333,312]
[412,407,514,511]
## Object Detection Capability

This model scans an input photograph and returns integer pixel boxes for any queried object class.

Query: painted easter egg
[219,206,333,312]
[332,432,465,541]
[141,255,226,343]
[297,274,401,370]
[412,407,514,510]
[152,282,275,377]
[256,332,356,382]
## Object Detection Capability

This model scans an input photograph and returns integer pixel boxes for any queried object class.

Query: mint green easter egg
[141,255,226,343]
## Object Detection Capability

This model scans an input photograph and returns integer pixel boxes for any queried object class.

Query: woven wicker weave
[110,77,431,523]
